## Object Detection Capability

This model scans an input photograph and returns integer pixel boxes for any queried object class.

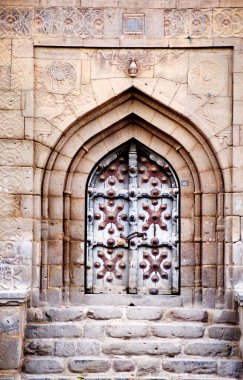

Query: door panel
[86,141,179,294]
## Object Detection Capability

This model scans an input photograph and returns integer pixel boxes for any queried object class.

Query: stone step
[24,337,240,358]
[23,307,242,379]
[25,321,241,342]
[23,356,243,379]
[27,307,239,324]
[23,377,240,380]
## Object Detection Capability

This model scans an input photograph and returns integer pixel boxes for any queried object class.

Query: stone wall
[22,305,242,379]
[0,0,243,377]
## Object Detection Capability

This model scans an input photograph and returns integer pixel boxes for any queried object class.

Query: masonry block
[87,307,123,320]
[102,340,181,355]
[208,326,241,341]
[24,358,64,374]
[106,324,150,338]
[162,359,217,374]
[25,323,83,339]
[0,337,22,370]
[126,306,163,320]
[68,358,111,373]
[152,323,205,339]
[184,341,233,357]
[24,340,54,356]
[113,359,135,372]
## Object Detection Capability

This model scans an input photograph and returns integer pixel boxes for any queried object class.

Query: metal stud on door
[86,141,179,294]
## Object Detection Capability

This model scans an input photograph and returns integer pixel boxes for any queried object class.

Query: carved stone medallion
[188,60,225,96]
[43,60,76,94]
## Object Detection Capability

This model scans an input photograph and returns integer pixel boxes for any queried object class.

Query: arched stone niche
[36,88,224,308]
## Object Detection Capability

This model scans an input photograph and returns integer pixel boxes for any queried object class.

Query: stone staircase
[23,306,243,379]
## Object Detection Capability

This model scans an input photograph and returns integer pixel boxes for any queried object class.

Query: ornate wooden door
[86,141,179,295]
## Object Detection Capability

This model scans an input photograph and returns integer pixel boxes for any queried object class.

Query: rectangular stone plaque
[123,13,145,35]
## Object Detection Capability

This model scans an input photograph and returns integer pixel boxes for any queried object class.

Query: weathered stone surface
[218,360,242,379]
[106,324,149,338]
[83,323,105,339]
[24,358,64,374]
[0,308,20,335]
[25,323,83,339]
[137,358,160,376]
[102,340,181,355]
[152,323,204,338]
[168,309,208,322]
[76,339,100,355]
[113,359,135,372]
[184,341,233,357]
[0,337,21,370]
[24,340,54,356]
[68,358,111,373]
[87,307,123,320]
[162,359,217,374]
[210,310,239,325]
[126,306,163,320]
[44,307,85,322]
[208,326,241,341]
[55,340,76,357]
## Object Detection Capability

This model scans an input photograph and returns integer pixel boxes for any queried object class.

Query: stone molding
[0,289,30,305]
[0,6,242,39]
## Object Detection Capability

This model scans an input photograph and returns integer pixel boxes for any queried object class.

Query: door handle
[120,231,147,242]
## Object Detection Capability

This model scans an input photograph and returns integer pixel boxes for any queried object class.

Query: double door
[86,141,179,295]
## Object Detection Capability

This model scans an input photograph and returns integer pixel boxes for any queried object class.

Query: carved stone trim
[0,289,30,304]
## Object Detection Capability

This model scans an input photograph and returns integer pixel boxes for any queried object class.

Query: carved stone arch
[38,87,225,308]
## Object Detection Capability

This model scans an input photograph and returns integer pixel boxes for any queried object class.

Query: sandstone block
[218,360,242,379]
[44,307,84,322]
[87,307,123,320]
[162,359,217,374]
[181,243,195,266]
[83,323,105,339]
[0,337,21,370]
[102,340,181,355]
[48,265,63,287]
[137,358,160,376]
[184,341,232,357]
[55,340,76,357]
[208,326,241,341]
[181,266,195,287]
[0,308,20,336]
[210,310,239,325]
[168,309,208,322]
[68,358,111,373]
[152,323,204,339]
[202,265,217,288]
[113,359,135,372]
[126,306,163,320]
[202,242,218,265]
[106,324,149,338]
[25,323,83,339]
[203,288,216,308]
[46,288,62,307]
[24,340,54,356]
[76,339,100,355]
[24,358,64,374]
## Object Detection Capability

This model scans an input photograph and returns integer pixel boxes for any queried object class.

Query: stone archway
[37,87,224,308]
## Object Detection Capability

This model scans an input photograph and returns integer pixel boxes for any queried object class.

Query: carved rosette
[43,60,76,94]
[213,9,243,37]
[188,60,225,96]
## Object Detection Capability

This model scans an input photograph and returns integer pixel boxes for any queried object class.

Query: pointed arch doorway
[86,139,180,295]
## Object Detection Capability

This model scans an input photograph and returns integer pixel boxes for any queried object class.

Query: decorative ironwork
[86,140,179,295]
